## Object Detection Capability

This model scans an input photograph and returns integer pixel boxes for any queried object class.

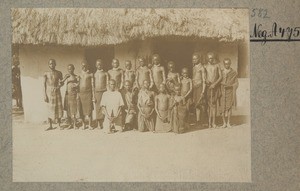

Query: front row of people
[43,56,238,133]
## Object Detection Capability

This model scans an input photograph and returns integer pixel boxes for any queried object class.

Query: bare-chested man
[205,52,222,128]
[151,54,166,92]
[94,59,109,129]
[78,60,95,130]
[135,57,154,90]
[43,59,66,130]
[192,53,206,127]
[108,59,123,91]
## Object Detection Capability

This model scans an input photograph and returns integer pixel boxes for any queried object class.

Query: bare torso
[44,70,62,88]
[206,63,220,84]
[152,65,165,86]
[156,94,170,110]
[137,67,151,87]
[94,70,108,91]
[193,64,205,86]
[124,70,135,84]
[108,68,123,87]
[181,77,192,96]
[79,71,93,92]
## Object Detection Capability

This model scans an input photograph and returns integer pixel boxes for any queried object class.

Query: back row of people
[43,52,238,133]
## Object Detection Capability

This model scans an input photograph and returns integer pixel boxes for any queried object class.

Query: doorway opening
[85,46,115,73]
[153,40,195,77]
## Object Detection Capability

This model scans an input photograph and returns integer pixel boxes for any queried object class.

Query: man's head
[138,57,146,67]
[67,64,75,74]
[125,60,132,70]
[112,59,119,68]
[192,53,201,65]
[182,67,189,78]
[96,59,103,70]
[223,58,231,69]
[143,80,150,90]
[124,80,132,91]
[159,83,166,93]
[152,54,161,66]
[207,52,215,64]
[48,59,56,70]
[81,60,89,71]
[174,85,181,96]
[168,61,175,72]
[109,79,117,91]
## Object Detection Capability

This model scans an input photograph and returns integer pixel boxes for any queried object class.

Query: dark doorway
[153,40,195,77]
[85,46,114,73]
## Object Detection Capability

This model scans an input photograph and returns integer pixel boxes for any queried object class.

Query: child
[169,85,188,134]
[137,80,155,132]
[154,84,171,133]
[135,57,154,90]
[63,64,79,129]
[151,54,166,92]
[219,58,238,128]
[94,59,109,129]
[122,80,138,131]
[124,60,136,86]
[180,67,193,107]
[108,59,123,91]
[166,61,180,94]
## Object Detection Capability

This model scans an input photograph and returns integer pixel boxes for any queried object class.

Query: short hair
[49,58,56,64]
[192,52,201,59]
[152,54,161,60]
[223,58,231,64]
[68,64,75,69]
[124,80,132,86]
[168,61,175,66]
[182,67,189,72]
[112,58,119,63]
[96,59,103,63]
[109,79,116,84]
[125,60,132,65]
[207,52,216,58]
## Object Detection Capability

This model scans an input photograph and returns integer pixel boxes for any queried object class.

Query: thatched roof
[12,8,248,46]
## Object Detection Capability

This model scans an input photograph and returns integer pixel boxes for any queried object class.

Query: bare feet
[227,123,232,128]
[221,124,227,128]
[212,124,217,129]
[45,126,53,131]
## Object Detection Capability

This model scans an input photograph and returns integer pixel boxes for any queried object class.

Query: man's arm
[184,79,193,98]
[43,73,48,102]
[135,70,140,89]
[154,96,161,118]
[120,70,124,90]
[149,69,154,88]
[91,74,95,102]
[162,67,166,84]
[201,68,206,94]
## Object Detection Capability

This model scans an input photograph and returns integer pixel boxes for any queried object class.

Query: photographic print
[12,8,250,182]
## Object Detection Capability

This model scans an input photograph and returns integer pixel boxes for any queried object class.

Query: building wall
[19,45,85,123]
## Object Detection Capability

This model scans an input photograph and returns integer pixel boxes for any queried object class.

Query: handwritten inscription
[251,8,270,19]
[250,22,300,44]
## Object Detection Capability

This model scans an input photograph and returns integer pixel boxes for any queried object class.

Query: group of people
[43,52,238,133]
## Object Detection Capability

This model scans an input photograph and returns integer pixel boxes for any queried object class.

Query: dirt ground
[13,114,251,182]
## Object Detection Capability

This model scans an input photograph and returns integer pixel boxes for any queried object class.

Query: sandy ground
[13,114,251,182]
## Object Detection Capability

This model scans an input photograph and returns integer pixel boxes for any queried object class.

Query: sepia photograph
[12,8,250,182]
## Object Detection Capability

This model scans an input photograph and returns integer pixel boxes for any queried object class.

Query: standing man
[100,79,124,133]
[43,59,65,130]
[205,52,222,128]
[108,59,124,91]
[192,53,206,127]
[12,54,23,109]
[135,57,154,90]
[219,58,238,128]
[78,60,94,130]
[94,59,109,129]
